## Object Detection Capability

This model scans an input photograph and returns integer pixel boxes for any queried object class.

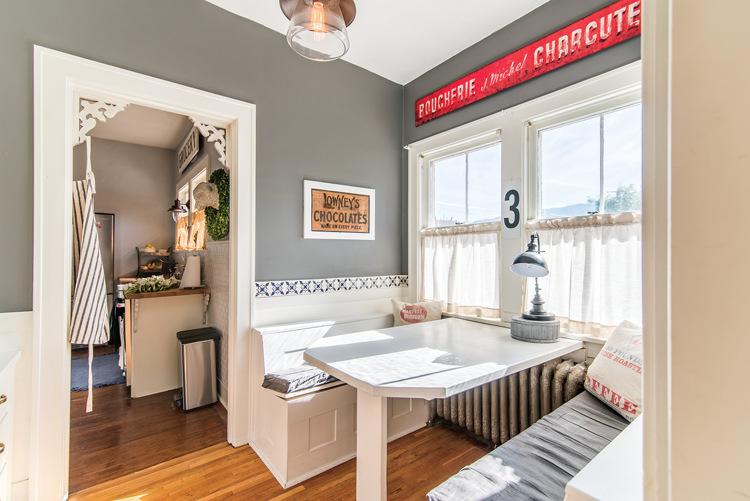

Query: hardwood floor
[69,421,492,501]
[69,383,227,494]
[71,344,117,359]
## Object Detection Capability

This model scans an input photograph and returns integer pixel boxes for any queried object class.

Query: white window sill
[441,312,511,329]
[441,312,607,345]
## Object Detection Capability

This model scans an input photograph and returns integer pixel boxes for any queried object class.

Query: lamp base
[511,316,560,343]
[522,312,556,321]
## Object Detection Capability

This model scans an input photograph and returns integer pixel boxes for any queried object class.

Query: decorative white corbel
[78,99,129,145]
[191,119,228,167]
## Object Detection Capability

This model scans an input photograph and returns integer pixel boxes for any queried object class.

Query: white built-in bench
[251,313,429,488]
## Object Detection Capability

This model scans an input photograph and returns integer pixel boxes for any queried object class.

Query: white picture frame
[303,180,375,240]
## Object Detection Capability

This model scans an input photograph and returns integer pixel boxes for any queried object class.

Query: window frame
[527,90,642,220]
[420,131,501,231]
[406,62,642,320]
[175,164,208,250]
[427,138,503,229]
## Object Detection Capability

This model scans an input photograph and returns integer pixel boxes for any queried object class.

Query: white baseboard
[249,440,290,489]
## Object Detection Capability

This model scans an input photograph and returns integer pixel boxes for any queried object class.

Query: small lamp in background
[168,199,189,222]
[510,232,560,343]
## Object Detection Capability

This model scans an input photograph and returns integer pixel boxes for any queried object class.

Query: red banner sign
[415,0,641,127]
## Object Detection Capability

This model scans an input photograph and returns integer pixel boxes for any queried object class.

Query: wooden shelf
[125,288,210,300]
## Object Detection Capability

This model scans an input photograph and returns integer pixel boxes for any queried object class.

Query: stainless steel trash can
[176,327,220,411]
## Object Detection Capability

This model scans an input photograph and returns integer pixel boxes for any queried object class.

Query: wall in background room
[0,0,403,312]
[73,138,176,280]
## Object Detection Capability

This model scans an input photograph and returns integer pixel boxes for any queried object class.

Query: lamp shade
[283,0,354,62]
[510,232,549,277]
[168,199,189,223]
[510,252,549,278]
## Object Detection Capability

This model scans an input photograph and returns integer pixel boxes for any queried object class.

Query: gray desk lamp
[509,232,560,342]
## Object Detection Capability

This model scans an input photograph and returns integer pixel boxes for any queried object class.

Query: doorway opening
[67,103,231,493]
[33,46,255,500]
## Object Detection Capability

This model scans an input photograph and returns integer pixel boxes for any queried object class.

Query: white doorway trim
[32,46,256,501]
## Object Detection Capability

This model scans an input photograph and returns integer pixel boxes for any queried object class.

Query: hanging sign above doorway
[415,0,641,127]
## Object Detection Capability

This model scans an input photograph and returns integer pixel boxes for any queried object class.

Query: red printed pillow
[585,320,643,422]
[391,299,443,327]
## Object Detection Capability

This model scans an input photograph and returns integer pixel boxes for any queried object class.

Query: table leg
[357,389,387,501]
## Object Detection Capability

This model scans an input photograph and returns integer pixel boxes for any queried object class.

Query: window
[429,141,502,228]
[533,101,642,219]
[420,137,503,318]
[526,95,644,336]
[175,167,207,250]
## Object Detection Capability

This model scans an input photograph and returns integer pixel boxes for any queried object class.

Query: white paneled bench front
[251,313,428,488]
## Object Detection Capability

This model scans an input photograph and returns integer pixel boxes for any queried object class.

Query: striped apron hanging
[71,137,110,412]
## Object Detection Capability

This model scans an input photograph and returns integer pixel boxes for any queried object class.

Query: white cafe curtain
[421,222,501,318]
[525,212,642,338]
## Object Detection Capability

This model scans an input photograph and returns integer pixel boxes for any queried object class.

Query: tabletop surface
[304,318,583,399]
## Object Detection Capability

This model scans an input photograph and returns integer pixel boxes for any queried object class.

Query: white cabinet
[0,351,20,501]
[124,290,209,398]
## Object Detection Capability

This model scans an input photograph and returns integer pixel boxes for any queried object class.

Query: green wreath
[205,168,230,241]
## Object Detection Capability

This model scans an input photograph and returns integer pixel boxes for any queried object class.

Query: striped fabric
[71,180,110,346]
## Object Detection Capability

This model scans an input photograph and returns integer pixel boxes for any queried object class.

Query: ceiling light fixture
[281,0,356,62]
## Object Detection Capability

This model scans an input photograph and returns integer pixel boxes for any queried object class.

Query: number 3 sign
[502,178,522,239]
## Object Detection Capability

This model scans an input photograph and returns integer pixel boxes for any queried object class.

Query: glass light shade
[287,0,350,61]
[168,199,189,222]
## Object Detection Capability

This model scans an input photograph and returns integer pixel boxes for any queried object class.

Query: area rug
[71,353,125,392]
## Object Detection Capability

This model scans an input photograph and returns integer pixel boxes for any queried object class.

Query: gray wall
[403,0,641,145]
[73,138,176,279]
[0,0,403,312]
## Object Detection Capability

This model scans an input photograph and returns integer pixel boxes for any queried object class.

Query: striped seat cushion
[427,390,629,501]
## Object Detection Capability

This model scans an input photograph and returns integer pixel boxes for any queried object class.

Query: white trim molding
[33,46,256,501]
[642,0,672,499]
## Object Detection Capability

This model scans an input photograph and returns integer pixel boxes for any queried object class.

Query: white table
[304,318,583,500]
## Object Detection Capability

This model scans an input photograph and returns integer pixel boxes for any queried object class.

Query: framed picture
[303,180,375,240]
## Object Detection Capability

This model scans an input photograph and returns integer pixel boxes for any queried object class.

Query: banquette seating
[427,390,630,501]
[427,319,642,501]
[251,312,429,488]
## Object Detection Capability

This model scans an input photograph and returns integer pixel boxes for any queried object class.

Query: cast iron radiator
[427,358,589,446]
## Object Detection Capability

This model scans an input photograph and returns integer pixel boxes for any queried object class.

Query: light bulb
[286,0,350,61]
[311,2,325,41]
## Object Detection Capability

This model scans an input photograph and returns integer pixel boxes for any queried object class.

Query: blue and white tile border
[255,275,409,298]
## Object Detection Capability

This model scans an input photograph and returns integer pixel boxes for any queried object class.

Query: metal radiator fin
[427,359,589,445]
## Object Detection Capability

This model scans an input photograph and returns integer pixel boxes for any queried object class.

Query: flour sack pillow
[392,299,443,327]
[585,320,644,422]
